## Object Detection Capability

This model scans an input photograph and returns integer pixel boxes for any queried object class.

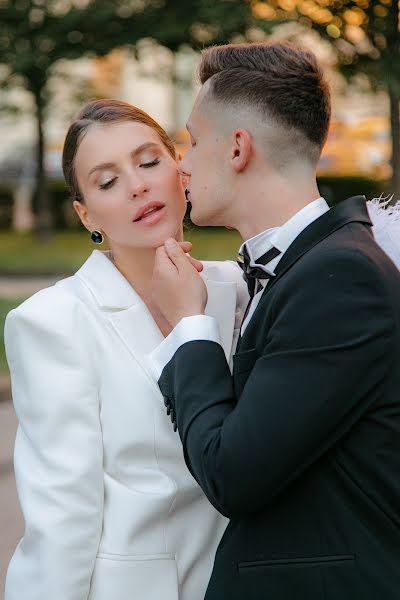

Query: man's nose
[179,154,191,178]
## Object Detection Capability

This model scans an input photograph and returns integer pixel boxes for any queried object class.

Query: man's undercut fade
[199,42,331,165]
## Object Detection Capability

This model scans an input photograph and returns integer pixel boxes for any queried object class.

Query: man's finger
[187,256,204,272]
[154,245,178,275]
[164,238,193,272]
[178,241,203,272]
[179,241,193,253]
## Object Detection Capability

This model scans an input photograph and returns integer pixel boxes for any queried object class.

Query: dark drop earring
[91,230,104,245]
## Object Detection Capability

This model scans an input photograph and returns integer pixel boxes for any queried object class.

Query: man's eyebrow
[87,142,160,178]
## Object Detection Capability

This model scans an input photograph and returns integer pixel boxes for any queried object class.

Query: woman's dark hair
[62,99,176,202]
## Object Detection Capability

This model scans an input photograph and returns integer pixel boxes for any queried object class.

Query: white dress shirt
[150,197,330,380]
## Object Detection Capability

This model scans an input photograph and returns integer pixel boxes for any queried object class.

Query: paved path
[0,276,61,299]
[0,400,23,598]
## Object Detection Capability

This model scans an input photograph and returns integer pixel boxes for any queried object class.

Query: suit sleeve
[159,250,394,517]
[4,288,103,600]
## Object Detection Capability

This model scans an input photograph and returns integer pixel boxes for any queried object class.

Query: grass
[0,298,26,376]
[0,227,242,274]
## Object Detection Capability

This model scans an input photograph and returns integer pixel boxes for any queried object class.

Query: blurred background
[0,0,399,593]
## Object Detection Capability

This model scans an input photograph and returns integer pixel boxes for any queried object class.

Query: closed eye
[140,158,160,168]
[99,177,117,190]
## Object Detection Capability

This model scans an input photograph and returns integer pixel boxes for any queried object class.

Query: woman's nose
[129,173,148,198]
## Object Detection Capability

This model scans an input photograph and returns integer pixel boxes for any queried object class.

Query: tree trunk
[386,1,400,199]
[389,85,400,199]
[33,91,53,239]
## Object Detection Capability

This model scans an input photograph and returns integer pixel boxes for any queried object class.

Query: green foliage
[0,230,92,274]
[0,0,263,234]
[0,226,242,275]
[0,174,388,233]
[253,1,399,90]
[0,0,259,96]
[252,1,400,195]
[317,175,390,206]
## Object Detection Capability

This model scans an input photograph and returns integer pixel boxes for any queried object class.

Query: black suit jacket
[159,196,400,600]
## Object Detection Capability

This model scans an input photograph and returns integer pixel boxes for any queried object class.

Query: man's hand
[178,241,203,273]
[152,238,208,328]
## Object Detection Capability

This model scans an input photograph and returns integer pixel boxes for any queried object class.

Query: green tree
[0,0,258,236]
[252,0,400,197]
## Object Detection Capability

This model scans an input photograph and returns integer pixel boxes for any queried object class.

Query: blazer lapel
[262,195,372,299]
[77,251,239,383]
[77,250,164,387]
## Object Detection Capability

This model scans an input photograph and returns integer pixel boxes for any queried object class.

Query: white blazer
[4,250,248,600]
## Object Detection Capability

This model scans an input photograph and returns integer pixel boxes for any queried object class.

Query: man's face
[180,85,231,226]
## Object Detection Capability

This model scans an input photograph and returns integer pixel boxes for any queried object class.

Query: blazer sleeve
[159,249,395,517]
[4,287,103,600]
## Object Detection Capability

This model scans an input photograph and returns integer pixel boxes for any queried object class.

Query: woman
[5,99,248,600]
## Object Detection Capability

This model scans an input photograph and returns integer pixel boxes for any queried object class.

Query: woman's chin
[147,226,183,249]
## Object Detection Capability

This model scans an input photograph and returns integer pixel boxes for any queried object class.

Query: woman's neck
[109,242,179,337]
[110,245,157,302]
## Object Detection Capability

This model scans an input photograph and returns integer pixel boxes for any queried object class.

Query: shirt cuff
[148,315,222,381]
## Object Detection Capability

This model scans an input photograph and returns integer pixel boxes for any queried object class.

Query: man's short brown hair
[199,42,331,163]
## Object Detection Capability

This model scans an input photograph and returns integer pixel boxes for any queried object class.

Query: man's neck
[233,178,321,241]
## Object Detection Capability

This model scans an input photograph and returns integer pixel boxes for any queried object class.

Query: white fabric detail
[368,195,400,270]
[149,316,221,381]
[241,197,330,333]
[239,197,330,278]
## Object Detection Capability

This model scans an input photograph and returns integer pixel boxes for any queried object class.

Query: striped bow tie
[237,245,281,298]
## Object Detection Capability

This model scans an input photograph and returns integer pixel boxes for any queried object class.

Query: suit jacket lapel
[262,195,372,299]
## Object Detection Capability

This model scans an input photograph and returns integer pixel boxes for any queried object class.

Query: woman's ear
[73,200,97,233]
[231,129,252,173]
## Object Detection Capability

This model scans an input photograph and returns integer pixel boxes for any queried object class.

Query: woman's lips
[134,205,166,226]
[133,201,165,222]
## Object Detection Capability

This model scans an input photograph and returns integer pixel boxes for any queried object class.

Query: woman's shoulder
[7,274,90,332]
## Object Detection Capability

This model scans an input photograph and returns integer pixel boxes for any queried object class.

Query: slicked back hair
[198,42,331,164]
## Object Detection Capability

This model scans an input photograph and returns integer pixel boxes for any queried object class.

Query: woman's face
[74,120,187,249]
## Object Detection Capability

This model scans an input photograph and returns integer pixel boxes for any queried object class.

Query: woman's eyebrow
[87,142,160,179]
[131,142,159,158]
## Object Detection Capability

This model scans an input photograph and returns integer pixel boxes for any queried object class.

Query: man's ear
[73,200,98,233]
[231,129,252,173]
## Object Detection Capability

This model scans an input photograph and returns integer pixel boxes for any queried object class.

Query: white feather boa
[367,195,400,270]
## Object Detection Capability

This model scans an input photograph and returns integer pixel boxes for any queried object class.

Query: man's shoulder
[308,225,400,281]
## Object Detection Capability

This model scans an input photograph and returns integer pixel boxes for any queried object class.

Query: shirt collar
[239,197,330,275]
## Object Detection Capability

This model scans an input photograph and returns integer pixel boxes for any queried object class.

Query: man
[150,42,400,600]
